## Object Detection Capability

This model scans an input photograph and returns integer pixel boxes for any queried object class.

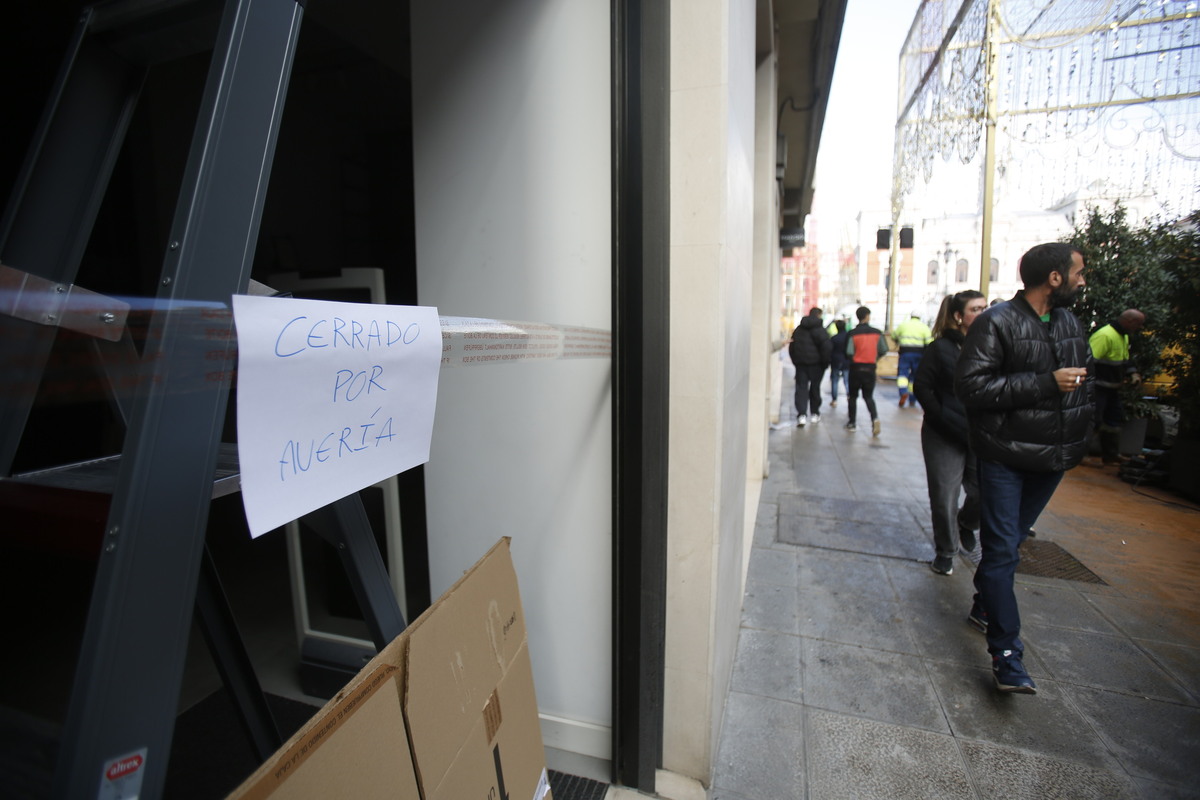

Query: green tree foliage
[1063,203,1174,388]
[1158,213,1200,437]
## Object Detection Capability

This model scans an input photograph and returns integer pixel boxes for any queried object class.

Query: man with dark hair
[788,306,831,426]
[844,306,888,436]
[955,242,1091,694]
[1088,308,1146,465]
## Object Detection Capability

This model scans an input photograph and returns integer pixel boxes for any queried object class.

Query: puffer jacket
[953,293,1092,472]
[788,315,831,367]
[912,329,969,446]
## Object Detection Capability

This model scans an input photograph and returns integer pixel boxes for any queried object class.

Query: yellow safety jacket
[1089,322,1133,389]
[894,316,932,354]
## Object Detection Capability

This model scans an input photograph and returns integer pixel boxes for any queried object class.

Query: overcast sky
[811,0,924,245]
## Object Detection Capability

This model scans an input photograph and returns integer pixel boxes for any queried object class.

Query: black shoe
[844,421,857,431]
[930,555,954,575]
[992,650,1036,694]
[967,605,988,634]
[959,527,977,553]
[1027,527,1037,539]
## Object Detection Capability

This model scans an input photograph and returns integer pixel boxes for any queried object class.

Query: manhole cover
[1016,539,1106,584]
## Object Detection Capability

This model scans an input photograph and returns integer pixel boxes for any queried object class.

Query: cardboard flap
[404,537,528,792]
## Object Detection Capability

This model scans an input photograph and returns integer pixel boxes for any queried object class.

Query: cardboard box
[229,538,552,800]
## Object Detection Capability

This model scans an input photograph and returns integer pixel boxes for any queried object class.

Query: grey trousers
[921,423,980,558]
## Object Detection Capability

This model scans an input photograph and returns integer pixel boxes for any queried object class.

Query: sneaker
[959,527,977,553]
[830,399,837,408]
[810,413,821,424]
[844,422,857,431]
[1027,527,1037,539]
[992,650,1036,694]
[797,414,807,427]
[930,555,954,575]
[898,395,906,408]
[967,605,988,634]
[872,418,881,437]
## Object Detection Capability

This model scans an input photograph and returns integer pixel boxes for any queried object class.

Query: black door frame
[611,0,669,791]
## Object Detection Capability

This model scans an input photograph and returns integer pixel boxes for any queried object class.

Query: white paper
[233,295,441,537]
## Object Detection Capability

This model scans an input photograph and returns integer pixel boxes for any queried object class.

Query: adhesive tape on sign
[439,317,611,368]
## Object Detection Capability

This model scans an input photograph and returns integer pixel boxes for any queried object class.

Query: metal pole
[979,0,999,298]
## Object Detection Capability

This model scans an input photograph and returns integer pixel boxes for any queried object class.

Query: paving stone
[1067,685,1200,787]
[730,628,803,704]
[780,513,931,560]
[1023,624,1190,702]
[1086,594,1199,644]
[1013,583,1119,635]
[746,545,797,588]
[1133,639,1200,704]
[1131,777,1200,800]
[958,740,1137,799]
[741,582,800,635]
[896,598,988,667]
[886,556,977,613]
[708,790,758,800]
[925,661,1115,768]
[797,588,919,654]
[712,691,805,799]
[797,546,898,601]
[806,709,972,799]
[801,638,949,732]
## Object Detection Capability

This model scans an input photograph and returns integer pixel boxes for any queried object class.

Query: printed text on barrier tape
[439,316,611,367]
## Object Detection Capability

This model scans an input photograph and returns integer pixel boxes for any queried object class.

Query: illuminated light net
[893,0,1200,220]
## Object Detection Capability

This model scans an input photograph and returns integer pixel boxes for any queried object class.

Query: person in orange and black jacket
[843,306,888,436]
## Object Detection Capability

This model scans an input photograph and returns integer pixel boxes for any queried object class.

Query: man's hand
[1054,367,1088,393]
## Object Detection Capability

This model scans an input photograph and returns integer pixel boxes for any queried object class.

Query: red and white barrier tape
[439,316,611,367]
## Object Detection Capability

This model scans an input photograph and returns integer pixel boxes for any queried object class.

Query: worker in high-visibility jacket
[894,310,933,408]
[1088,309,1145,465]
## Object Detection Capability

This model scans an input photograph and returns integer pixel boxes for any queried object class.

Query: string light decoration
[892,0,1199,222]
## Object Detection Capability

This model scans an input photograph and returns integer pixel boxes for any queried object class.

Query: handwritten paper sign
[232,295,441,537]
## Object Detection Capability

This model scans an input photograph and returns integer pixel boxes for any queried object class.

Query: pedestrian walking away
[828,319,849,408]
[955,242,1092,694]
[788,306,831,426]
[894,309,933,408]
[913,290,986,577]
[844,306,888,436]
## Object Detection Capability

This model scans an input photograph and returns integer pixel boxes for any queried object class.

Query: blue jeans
[897,351,922,405]
[829,364,849,401]
[974,459,1063,655]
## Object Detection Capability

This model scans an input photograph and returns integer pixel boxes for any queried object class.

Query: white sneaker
[810,414,821,424]
[797,415,807,427]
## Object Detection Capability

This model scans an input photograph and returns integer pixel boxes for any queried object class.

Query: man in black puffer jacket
[788,307,831,426]
[954,242,1092,695]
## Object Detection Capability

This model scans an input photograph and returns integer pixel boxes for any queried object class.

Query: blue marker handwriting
[279,407,396,481]
[275,315,420,358]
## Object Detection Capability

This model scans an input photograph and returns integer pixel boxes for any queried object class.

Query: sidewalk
[709,361,1200,799]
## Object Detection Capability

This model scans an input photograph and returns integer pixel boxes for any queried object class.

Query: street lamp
[942,242,958,296]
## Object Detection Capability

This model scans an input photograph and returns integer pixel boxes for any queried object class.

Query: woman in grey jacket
[914,290,987,575]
